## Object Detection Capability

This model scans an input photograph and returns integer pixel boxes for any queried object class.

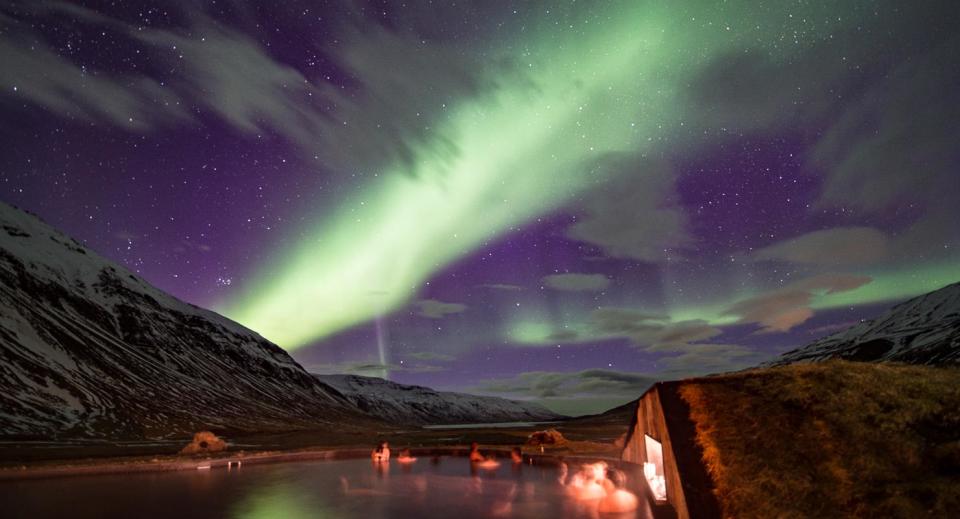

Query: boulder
[526,428,567,446]
[179,431,227,455]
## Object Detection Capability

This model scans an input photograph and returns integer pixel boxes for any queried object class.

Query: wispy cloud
[653,343,768,375]
[2,2,493,170]
[415,299,467,319]
[542,273,610,292]
[0,24,187,130]
[564,155,691,262]
[477,283,524,291]
[590,308,723,348]
[481,342,767,402]
[725,273,872,333]
[406,351,456,362]
[308,360,445,376]
[687,12,960,257]
[480,369,660,399]
[514,307,723,351]
[752,227,890,266]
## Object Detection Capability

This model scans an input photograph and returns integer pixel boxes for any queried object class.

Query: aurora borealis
[2,1,958,414]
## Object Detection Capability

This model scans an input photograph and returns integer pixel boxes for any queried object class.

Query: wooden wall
[621,383,690,519]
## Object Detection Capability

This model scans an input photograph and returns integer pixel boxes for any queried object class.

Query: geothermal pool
[1,456,655,518]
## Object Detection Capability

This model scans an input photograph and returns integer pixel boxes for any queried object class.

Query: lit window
[643,434,667,502]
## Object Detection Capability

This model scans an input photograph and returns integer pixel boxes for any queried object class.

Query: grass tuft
[679,361,960,518]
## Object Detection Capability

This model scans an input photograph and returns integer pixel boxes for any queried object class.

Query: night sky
[2,1,958,414]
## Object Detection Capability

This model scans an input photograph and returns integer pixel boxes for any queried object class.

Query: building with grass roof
[622,361,960,519]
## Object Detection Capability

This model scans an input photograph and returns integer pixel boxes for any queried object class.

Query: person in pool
[510,447,523,464]
[468,442,502,470]
[371,440,391,462]
[469,442,485,462]
[397,448,417,463]
[598,466,639,513]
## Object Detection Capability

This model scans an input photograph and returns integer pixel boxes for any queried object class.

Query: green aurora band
[224,2,681,349]
[221,1,946,351]
[505,261,960,346]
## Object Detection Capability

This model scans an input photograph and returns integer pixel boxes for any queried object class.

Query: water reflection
[559,461,642,517]
[233,484,325,519]
[374,459,390,478]
[0,456,654,519]
[396,449,417,465]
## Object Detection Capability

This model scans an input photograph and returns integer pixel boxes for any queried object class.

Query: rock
[526,428,566,446]
[179,431,227,455]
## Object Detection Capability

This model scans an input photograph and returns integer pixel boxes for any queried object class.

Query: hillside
[770,281,960,366]
[0,202,365,440]
[679,362,960,518]
[316,374,563,425]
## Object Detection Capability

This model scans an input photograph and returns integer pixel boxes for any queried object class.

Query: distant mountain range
[769,281,960,366]
[0,202,559,441]
[316,374,562,425]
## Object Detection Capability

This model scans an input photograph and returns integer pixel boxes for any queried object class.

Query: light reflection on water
[1,456,653,519]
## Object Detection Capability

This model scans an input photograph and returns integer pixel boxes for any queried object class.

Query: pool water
[1,456,655,519]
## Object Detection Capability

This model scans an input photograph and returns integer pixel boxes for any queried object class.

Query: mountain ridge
[0,201,367,440]
[0,202,566,441]
[315,373,564,425]
[768,281,960,366]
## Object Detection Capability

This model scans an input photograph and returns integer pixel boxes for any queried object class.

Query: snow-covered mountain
[0,202,365,440]
[316,374,564,425]
[769,281,960,366]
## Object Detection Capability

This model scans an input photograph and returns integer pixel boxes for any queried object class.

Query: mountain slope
[769,281,960,366]
[0,202,364,440]
[316,374,564,425]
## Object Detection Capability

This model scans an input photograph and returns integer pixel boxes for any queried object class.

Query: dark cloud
[725,274,872,333]
[647,321,726,350]
[480,369,659,399]
[565,155,691,262]
[0,23,187,130]
[480,340,766,400]
[542,273,609,292]
[791,273,874,294]
[655,343,768,376]
[406,351,456,362]
[588,307,665,337]
[482,341,769,415]
[729,294,814,334]
[140,23,329,152]
[415,299,467,319]
[2,2,500,175]
[684,3,953,136]
[752,227,890,266]
[308,360,445,376]
[545,330,581,343]
[589,307,723,349]
[513,307,724,351]
[686,4,960,256]
[315,24,497,177]
[685,48,844,134]
[812,39,959,212]
[811,38,960,255]
[477,283,524,291]
[2,4,327,147]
